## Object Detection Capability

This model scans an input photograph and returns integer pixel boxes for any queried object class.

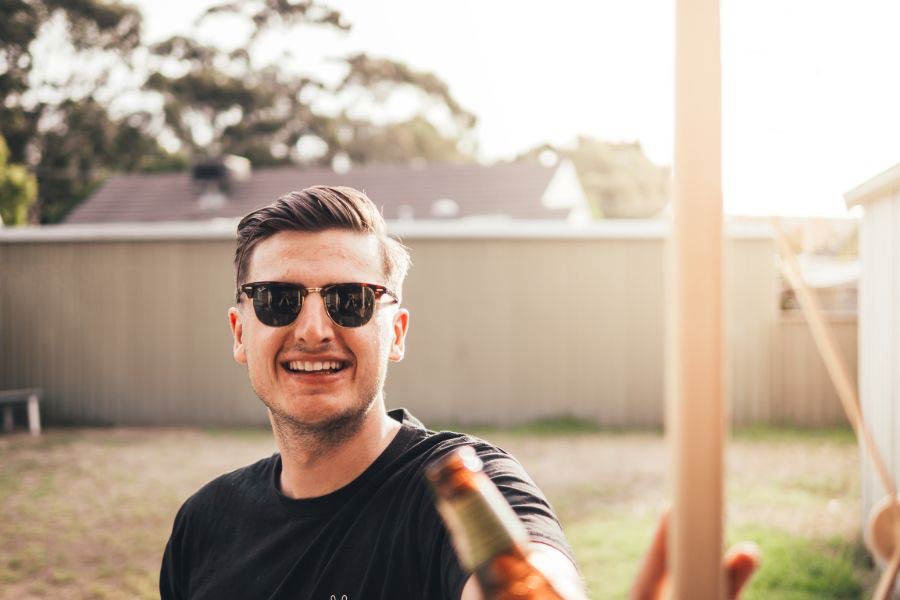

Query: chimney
[192,155,251,210]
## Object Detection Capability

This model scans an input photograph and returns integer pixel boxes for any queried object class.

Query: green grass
[432,415,631,436]
[730,527,869,599]
[565,518,871,600]
[733,425,856,445]
[0,425,877,599]
[564,511,657,599]
[446,419,858,442]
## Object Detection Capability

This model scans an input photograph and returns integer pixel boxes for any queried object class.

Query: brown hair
[234,186,411,301]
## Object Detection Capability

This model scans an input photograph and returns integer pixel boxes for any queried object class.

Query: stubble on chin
[249,356,391,459]
[267,396,375,459]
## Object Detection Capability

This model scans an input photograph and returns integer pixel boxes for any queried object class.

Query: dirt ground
[0,427,867,599]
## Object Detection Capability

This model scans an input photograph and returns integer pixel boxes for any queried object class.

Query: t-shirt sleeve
[435,441,575,600]
[482,448,575,558]
[160,503,189,600]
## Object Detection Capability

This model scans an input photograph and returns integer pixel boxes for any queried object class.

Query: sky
[132,0,900,218]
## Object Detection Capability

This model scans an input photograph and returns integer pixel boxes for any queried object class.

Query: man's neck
[274,407,402,499]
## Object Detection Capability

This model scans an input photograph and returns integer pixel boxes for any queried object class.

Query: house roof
[845,160,900,208]
[64,161,585,224]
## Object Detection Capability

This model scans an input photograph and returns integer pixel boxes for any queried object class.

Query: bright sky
[133,0,900,217]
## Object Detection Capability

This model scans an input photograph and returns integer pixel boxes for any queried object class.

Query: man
[161,186,756,599]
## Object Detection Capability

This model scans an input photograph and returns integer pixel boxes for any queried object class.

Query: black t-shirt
[160,409,573,600]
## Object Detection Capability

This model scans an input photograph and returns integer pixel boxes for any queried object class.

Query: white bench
[0,389,42,436]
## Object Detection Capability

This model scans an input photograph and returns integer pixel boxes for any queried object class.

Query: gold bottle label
[437,478,529,571]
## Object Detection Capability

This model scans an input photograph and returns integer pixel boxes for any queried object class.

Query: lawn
[0,424,877,599]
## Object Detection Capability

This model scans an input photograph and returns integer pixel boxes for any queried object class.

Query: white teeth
[287,360,343,372]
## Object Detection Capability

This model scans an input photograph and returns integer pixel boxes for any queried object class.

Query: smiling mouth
[282,360,348,375]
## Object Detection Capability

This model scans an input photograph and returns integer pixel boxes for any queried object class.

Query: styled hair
[234,186,411,301]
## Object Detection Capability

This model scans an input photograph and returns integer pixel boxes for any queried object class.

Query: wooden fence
[0,221,853,427]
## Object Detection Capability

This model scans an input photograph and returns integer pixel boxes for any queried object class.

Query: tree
[34,99,186,223]
[2,0,478,222]
[517,137,670,219]
[0,0,141,103]
[0,135,38,226]
[0,0,175,223]
[145,2,477,167]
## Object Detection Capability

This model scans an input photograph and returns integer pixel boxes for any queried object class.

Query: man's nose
[291,292,335,344]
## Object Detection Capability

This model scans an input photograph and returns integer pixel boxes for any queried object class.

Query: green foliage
[145,4,476,167]
[199,0,350,38]
[0,0,141,101]
[339,53,476,132]
[0,0,172,222]
[518,137,670,219]
[0,135,37,225]
[21,99,184,223]
[339,115,472,165]
[1,0,478,222]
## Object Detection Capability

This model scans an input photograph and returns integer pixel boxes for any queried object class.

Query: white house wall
[859,193,898,526]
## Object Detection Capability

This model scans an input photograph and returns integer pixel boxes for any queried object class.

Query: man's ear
[389,308,409,362]
[229,306,248,365]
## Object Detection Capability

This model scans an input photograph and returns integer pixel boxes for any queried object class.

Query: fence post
[2,406,12,432]
[27,394,41,436]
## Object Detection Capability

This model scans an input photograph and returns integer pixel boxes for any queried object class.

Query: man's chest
[186,495,441,600]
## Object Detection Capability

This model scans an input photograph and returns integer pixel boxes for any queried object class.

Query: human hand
[460,542,588,600]
[630,512,760,600]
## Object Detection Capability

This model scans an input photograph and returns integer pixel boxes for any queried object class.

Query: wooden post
[2,406,12,432]
[669,0,724,596]
[27,394,41,436]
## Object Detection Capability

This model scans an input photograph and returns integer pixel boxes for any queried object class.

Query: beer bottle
[426,446,579,599]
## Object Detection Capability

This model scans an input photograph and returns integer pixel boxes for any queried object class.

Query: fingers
[725,542,761,600]
[631,512,761,600]
[629,512,669,600]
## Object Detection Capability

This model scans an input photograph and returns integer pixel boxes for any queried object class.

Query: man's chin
[265,396,375,445]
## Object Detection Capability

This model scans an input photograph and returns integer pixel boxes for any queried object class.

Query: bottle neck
[435,476,530,570]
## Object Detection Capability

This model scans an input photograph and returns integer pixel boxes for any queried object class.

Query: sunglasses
[239,282,399,328]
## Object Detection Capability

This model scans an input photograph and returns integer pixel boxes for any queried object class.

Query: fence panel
[1,223,832,427]
[771,313,856,427]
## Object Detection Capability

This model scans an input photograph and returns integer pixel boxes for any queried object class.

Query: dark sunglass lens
[252,284,302,327]
[324,284,375,327]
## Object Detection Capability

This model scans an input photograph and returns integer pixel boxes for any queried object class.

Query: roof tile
[65,162,570,223]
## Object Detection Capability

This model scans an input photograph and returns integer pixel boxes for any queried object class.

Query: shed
[844,161,900,527]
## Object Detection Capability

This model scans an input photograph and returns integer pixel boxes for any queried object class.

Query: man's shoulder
[416,430,535,486]
[396,409,575,565]
[393,409,526,480]
[177,453,278,520]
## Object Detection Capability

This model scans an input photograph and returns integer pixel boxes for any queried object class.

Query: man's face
[228,229,409,430]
